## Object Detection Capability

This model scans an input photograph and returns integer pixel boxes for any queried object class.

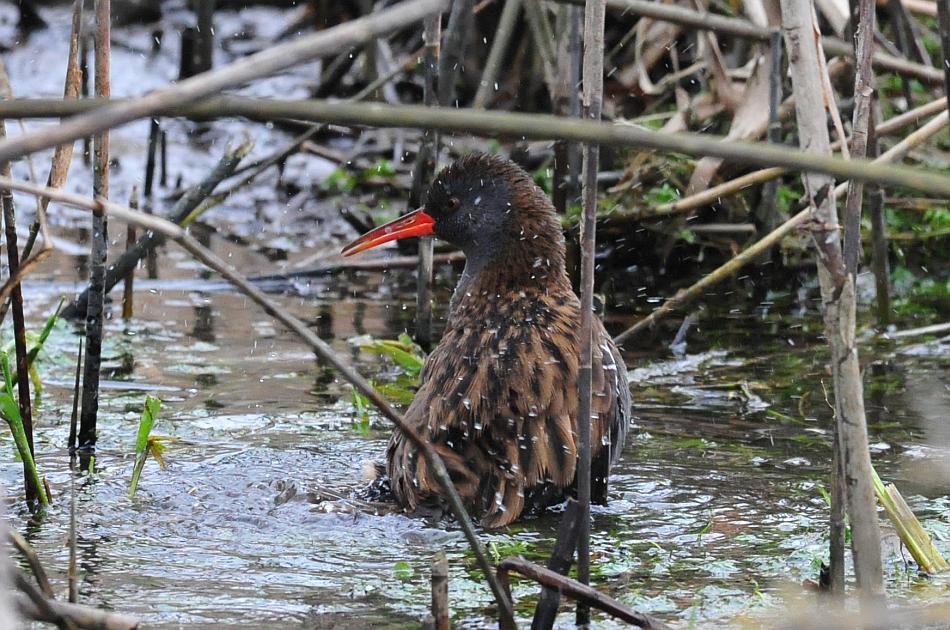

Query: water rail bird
[342,153,630,528]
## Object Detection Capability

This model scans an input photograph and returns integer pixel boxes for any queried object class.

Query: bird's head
[341,154,564,274]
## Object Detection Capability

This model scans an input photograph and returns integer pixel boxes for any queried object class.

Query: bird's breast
[420,289,580,439]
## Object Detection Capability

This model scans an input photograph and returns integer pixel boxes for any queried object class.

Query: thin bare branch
[8,531,53,598]
[3,97,948,196]
[498,556,673,629]
[16,589,138,630]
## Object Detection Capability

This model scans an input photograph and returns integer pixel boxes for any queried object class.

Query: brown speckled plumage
[384,154,630,528]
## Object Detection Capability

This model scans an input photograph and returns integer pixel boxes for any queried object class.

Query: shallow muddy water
[2,2,950,629]
[8,241,950,628]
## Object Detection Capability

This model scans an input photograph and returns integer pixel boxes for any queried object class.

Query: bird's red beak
[341,208,436,257]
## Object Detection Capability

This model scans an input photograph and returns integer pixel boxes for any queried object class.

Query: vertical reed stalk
[0,108,38,503]
[159,129,168,189]
[195,0,215,74]
[412,11,442,350]
[431,552,449,630]
[144,118,160,278]
[473,0,521,109]
[80,33,91,165]
[867,100,891,327]
[829,430,846,594]
[79,0,111,456]
[68,338,82,457]
[832,0,878,591]
[843,0,876,278]
[438,0,473,107]
[937,0,950,119]
[67,468,77,603]
[781,0,883,602]
[533,500,582,629]
[0,172,38,504]
[122,187,138,319]
[577,0,606,624]
[552,3,583,214]
[755,31,785,234]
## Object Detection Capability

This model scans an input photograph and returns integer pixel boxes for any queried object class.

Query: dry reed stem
[15,587,137,630]
[68,340,80,604]
[473,0,522,108]
[577,0,607,623]
[14,572,78,630]
[498,556,672,629]
[78,0,111,455]
[938,0,950,118]
[831,0,878,592]
[430,552,449,630]
[0,116,39,503]
[8,531,54,598]
[843,0,876,276]
[782,0,883,600]
[122,187,138,319]
[3,97,948,196]
[412,9,442,350]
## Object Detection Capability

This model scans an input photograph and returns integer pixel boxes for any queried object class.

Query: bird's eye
[449,197,461,211]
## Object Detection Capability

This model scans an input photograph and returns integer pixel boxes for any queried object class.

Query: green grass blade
[0,351,48,505]
[134,396,161,455]
[129,396,161,498]
[10,298,65,388]
[360,340,424,376]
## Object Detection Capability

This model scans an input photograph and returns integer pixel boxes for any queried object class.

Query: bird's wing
[386,340,482,514]
[590,322,630,503]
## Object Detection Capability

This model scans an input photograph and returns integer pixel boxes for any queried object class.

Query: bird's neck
[450,236,571,314]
